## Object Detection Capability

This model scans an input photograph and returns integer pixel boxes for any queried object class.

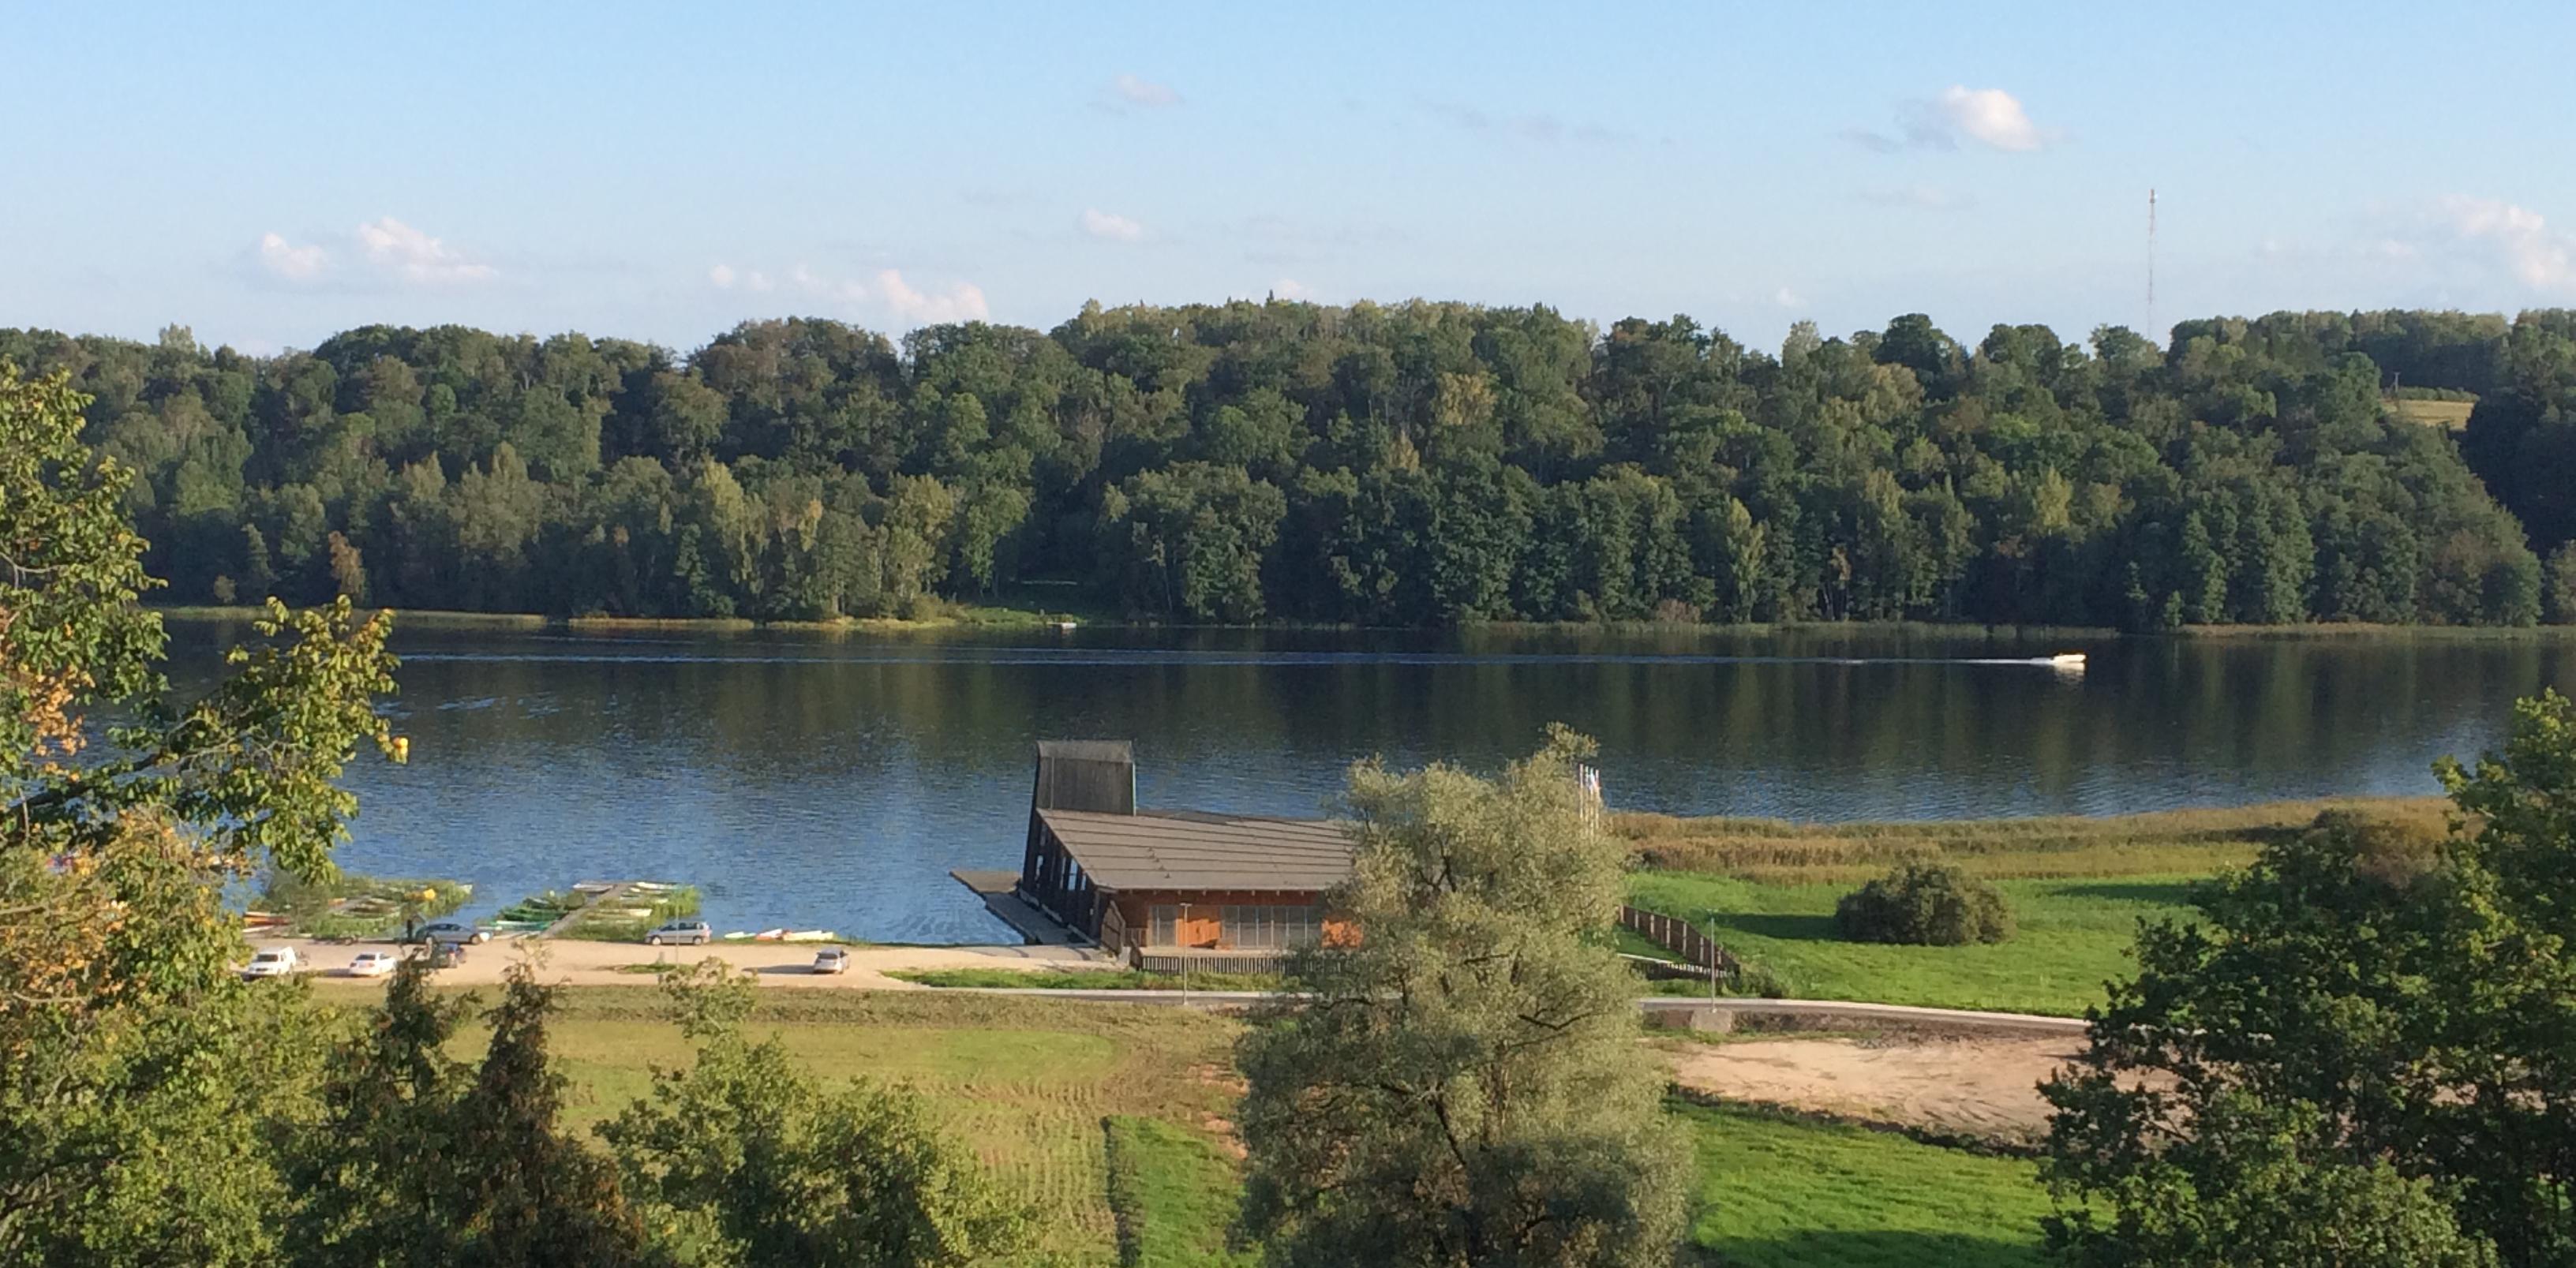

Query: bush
[1834,861,2014,945]
[1732,960,1794,999]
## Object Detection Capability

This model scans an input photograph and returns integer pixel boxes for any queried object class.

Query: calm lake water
[166,622,2576,944]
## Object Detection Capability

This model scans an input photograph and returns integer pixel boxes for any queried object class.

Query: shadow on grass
[2046,880,2205,907]
[1685,1229,2044,1268]
[1710,911,1842,942]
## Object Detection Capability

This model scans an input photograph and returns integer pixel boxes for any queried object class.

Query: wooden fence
[1618,905,1736,975]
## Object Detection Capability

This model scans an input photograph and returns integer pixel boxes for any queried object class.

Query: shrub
[1834,861,2014,945]
[1732,960,1794,999]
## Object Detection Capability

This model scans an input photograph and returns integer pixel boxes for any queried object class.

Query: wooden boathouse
[955,741,1355,970]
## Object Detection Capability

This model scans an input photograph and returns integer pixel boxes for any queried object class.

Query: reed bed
[1613,797,2451,885]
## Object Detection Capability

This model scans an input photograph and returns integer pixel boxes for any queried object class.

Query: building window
[1219,903,1320,950]
[1150,904,1178,947]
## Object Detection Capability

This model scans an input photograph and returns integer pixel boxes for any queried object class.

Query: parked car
[242,947,300,979]
[644,920,712,947]
[417,922,491,944]
[346,950,399,978]
[812,948,850,974]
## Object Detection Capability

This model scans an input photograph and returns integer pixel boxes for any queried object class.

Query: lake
[164,621,2576,944]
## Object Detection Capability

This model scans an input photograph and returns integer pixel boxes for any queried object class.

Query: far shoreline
[146,604,2576,643]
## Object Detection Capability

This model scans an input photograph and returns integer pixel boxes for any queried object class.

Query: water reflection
[162,623,2575,944]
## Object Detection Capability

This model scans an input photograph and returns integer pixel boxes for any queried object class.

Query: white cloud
[706,258,986,326]
[1773,286,1803,308]
[354,216,496,284]
[1848,86,2053,154]
[1930,86,2044,152]
[1080,208,1145,242]
[875,269,989,324]
[1109,73,1180,108]
[256,232,328,281]
[2442,195,2576,292]
[1271,279,1312,301]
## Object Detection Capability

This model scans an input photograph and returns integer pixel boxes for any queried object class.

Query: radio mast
[2147,188,2158,343]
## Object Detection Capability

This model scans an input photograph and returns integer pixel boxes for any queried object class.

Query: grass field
[1613,797,2441,885]
[1627,870,2199,1016]
[1679,1102,2054,1267]
[1105,1116,1258,1267]
[418,988,1245,1266]
[347,986,2066,1266]
[2390,397,2476,429]
[1619,798,2447,1016]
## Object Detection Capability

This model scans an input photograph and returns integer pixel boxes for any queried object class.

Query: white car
[242,947,301,979]
[346,951,400,978]
[812,948,850,974]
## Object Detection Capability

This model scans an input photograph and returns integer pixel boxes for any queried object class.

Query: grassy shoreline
[1614,796,2447,883]
[152,601,2576,641]
[1619,796,2448,1016]
[151,602,1094,634]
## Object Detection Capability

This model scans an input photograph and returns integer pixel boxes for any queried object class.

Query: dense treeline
[8,303,2576,627]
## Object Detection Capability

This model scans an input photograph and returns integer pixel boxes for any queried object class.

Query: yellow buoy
[391,736,411,763]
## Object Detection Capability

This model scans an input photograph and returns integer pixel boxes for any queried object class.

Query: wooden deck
[949,870,1093,948]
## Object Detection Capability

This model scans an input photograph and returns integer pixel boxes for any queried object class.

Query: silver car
[643,920,712,946]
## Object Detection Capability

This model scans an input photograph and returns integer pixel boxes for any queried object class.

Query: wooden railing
[1618,905,1736,975]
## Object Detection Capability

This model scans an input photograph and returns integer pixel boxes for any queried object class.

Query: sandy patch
[1662,1035,2080,1142]
[262,935,1110,991]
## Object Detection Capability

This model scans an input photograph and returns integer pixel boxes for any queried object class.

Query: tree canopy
[0,367,1032,1266]
[1236,727,1689,1267]
[2039,693,2576,1265]
[5,304,2568,627]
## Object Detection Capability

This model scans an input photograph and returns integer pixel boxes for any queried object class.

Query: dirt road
[259,935,1109,991]
[1661,1035,2081,1141]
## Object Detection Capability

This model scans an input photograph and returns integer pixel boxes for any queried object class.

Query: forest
[5,303,2576,629]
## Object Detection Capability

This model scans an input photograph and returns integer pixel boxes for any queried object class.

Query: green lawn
[1679,1102,2055,1267]
[424,988,1243,1266]
[344,986,2067,1266]
[1614,798,2458,1016]
[1628,870,2202,1016]
[1105,1116,1257,1267]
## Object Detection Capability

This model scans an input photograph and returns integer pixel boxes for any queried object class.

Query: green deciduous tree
[1236,727,1688,1268]
[598,961,1033,1268]
[2042,694,2576,1265]
[8,301,2564,630]
[1102,462,1286,622]
[0,365,399,1264]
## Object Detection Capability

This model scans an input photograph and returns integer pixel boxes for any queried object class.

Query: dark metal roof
[1036,807,1354,892]
[1033,740,1136,815]
[1035,739,1134,763]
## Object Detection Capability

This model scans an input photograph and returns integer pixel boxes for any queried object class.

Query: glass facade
[1141,902,1321,949]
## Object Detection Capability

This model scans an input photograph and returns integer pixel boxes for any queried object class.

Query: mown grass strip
[1677,1100,2054,1268]
[1103,1115,1255,1267]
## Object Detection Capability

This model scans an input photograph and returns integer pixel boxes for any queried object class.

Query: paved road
[833,985,2091,1034]
[251,937,2089,1034]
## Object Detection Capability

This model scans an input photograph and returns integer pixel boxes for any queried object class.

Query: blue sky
[9,0,2574,355]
